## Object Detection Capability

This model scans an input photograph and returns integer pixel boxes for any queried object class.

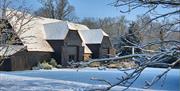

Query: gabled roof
[2,9,108,52]
[3,10,56,52]
[7,14,91,52]
[43,21,90,40]
[1,10,76,52]
[10,17,55,52]
[78,29,109,44]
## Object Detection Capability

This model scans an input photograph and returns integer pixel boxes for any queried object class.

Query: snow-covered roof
[43,21,90,40]
[1,10,71,51]
[11,16,92,51]
[67,21,89,30]
[12,17,56,52]
[2,9,107,52]
[7,15,90,51]
[42,20,69,40]
[0,10,66,51]
[0,45,26,56]
[78,29,109,44]
[4,10,55,52]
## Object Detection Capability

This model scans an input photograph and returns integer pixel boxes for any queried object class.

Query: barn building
[44,20,89,66]
[0,10,114,70]
[13,17,88,66]
[78,29,115,59]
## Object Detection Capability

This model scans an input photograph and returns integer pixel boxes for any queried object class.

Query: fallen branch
[71,54,147,67]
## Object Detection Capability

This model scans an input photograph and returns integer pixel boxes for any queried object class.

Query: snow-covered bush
[32,59,63,70]
[40,62,53,70]
[56,64,62,68]
[37,61,53,70]
[49,58,62,68]
[49,58,58,67]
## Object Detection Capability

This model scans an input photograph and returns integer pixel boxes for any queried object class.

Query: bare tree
[111,0,180,30]
[111,0,180,53]
[35,0,78,21]
[35,0,55,18]
[56,0,75,20]
[0,0,34,66]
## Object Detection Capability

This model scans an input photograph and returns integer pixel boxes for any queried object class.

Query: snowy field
[0,67,180,91]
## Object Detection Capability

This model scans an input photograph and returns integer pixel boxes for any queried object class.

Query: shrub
[56,64,62,68]
[49,58,58,67]
[38,61,53,70]
[32,58,63,70]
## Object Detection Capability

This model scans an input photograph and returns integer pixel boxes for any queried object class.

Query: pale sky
[22,0,177,21]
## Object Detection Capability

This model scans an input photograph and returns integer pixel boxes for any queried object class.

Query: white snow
[0,67,179,91]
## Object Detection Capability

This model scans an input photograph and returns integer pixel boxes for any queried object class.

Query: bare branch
[144,67,171,88]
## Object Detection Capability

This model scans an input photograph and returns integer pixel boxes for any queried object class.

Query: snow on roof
[78,29,109,44]
[42,20,89,40]
[0,45,26,56]
[42,20,69,40]
[5,10,55,52]
[2,9,109,52]
[66,21,89,30]
[38,17,61,24]
[6,15,89,51]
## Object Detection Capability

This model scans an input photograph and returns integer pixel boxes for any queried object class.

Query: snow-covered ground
[0,67,180,91]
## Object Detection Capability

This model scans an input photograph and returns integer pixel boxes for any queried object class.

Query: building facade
[0,14,115,70]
